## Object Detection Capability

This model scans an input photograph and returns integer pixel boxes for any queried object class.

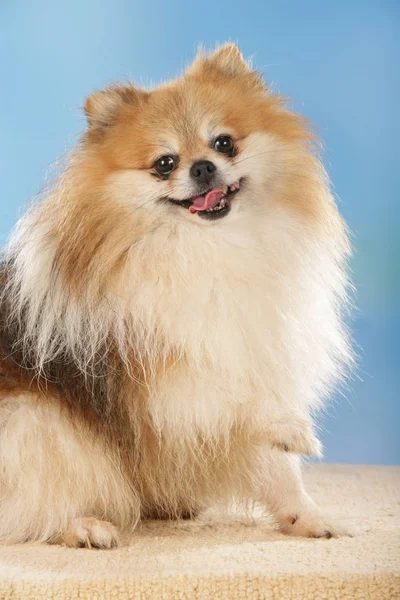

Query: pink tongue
[189,188,224,214]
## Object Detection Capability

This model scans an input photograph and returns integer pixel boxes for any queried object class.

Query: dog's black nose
[190,160,216,185]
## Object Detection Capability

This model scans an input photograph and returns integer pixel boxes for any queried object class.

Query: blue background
[1,1,398,464]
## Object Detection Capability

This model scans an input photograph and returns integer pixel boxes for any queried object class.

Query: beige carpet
[0,464,399,599]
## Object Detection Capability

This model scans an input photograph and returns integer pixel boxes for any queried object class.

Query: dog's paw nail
[63,518,120,549]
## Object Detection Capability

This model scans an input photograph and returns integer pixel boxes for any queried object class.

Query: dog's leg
[0,394,138,547]
[252,450,354,538]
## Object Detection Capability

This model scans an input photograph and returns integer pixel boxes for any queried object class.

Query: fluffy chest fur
[105,203,348,441]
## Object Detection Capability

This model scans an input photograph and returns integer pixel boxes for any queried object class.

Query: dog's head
[82,44,315,229]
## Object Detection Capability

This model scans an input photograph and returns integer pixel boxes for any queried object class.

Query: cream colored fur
[0,395,139,544]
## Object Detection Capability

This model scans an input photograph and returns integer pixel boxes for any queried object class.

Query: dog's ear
[187,44,263,90]
[206,44,251,77]
[84,84,147,130]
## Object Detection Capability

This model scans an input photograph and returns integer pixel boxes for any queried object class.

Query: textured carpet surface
[0,464,399,599]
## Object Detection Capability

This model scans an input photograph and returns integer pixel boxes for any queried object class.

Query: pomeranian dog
[0,44,352,548]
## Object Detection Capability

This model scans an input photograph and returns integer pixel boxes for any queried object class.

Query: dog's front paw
[63,518,120,549]
[255,418,323,457]
[277,510,356,539]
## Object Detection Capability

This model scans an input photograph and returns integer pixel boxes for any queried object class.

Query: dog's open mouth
[168,179,242,220]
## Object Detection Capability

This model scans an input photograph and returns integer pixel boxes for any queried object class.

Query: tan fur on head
[0,44,353,545]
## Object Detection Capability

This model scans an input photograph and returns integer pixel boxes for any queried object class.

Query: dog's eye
[154,155,177,176]
[213,135,234,155]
